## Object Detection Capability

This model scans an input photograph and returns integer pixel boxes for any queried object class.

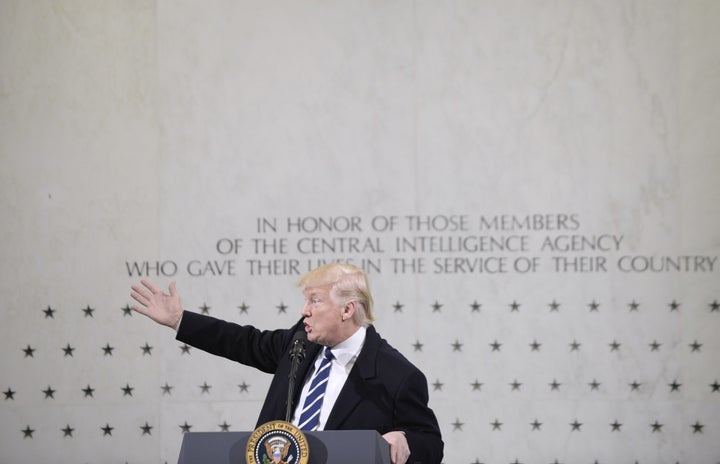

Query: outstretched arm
[130,280,184,329]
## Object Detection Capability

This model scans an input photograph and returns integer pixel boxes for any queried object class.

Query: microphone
[290,330,307,363]
[286,329,307,422]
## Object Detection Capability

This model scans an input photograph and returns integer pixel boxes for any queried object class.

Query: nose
[301,300,311,317]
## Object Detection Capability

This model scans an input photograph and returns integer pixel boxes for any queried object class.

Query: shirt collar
[327,326,366,368]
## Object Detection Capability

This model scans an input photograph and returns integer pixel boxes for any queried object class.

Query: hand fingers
[131,283,153,301]
[141,279,161,295]
[130,304,150,317]
[169,281,177,297]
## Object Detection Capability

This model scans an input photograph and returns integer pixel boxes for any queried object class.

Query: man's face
[301,285,344,347]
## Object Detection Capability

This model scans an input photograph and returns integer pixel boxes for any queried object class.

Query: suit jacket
[176,311,444,463]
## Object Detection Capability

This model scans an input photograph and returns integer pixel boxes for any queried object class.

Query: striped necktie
[298,348,334,431]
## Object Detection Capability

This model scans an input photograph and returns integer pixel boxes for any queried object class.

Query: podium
[177,429,391,464]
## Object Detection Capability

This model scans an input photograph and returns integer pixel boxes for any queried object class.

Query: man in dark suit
[131,263,443,464]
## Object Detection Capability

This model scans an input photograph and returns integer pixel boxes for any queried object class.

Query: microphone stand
[285,334,306,422]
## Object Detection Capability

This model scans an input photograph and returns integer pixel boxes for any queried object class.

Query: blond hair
[298,263,375,327]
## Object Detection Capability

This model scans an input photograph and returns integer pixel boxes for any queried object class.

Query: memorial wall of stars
[3,286,719,463]
[1,1,719,463]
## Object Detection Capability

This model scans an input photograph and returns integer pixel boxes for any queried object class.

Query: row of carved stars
[3,382,250,400]
[37,298,720,319]
[14,418,710,440]
[17,337,713,359]
[445,418,710,434]
[16,421,200,439]
[6,379,720,401]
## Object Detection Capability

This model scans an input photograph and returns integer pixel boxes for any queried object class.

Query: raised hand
[130,280,184,329]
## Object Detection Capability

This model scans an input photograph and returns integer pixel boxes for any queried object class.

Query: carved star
[509,300,520,312]
[490,340,502,352]
[393,301,403,313]
[412,340,423,352]
[219,421,231,432]
[101,424,114,436]
[649,340,661,351]
[82,385,95,398]
[570,420,582,431]
[102,343,115,356]
[277,302,287,314]
[510,380,522,391]
[609,340,621,352]
[238,382,250,393]
[432,379,443,391]
[490,419,502,430]
[628,300,640,311]
[691,421,704,433]
[610,421,622,431]
[140,422,153,435]
[452,418,464,431]
[62,424,74,437]
[121,304,133,316]
[23,344,36,357]
[529,340,542,351]
[668,380,682,392]
[569,340,581,351]
[470,380,483,391]
[4,388,15,400]
[650,421,663,432]
[42,386,56,399]
[629,381,642,392]
[180,421,192,433]
[179,344,191,354]
[43,305,56,318]
[122,383,134,396]
[689,340,702,352]
[238,302,249,314]
[82,305,95,317]
[548,300,560,312]
[710,381,720,392]
[140,342,153,355]
[549,379,561,391]
[710,300,719,312]
[588,300,600,312]
[530,419,542,431]
[161,383,173,395]
[451,340,463,352]
[431,301,443,313]
[198,303,210,315]
[589,379,601,391]
[470,300,481,312]
[669,300,680,311]
[62,343,75,357]
[22,425,34,438]
[199,382,211,394]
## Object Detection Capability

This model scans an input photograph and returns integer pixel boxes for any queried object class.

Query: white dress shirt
[291,326,366,430]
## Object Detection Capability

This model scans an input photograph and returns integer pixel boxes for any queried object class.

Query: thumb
[169,281,177,297]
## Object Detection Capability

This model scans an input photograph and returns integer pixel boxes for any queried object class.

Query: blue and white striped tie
[298,348,334,431]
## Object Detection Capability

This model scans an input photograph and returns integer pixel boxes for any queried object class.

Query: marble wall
[1,1,718,462]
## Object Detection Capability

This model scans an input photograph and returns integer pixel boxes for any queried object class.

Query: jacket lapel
[324,326,380,429]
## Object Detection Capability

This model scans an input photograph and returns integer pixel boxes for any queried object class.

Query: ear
[341,301,356,321]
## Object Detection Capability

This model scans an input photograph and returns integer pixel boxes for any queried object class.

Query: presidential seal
[245,420,309,464]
